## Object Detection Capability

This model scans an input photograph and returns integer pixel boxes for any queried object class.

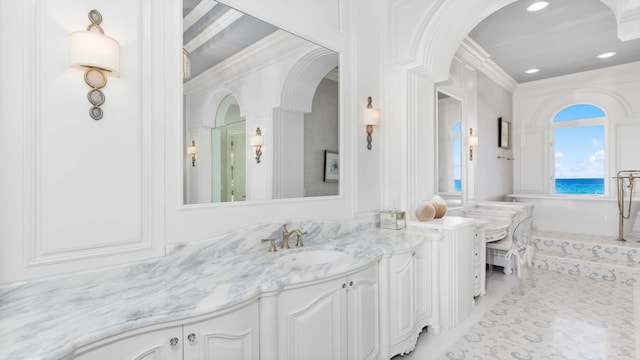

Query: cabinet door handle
[169,337,179,347]
[349,281,354,287]
[187,333,197,345]
[412,252,416,257]
[342,283,346,289]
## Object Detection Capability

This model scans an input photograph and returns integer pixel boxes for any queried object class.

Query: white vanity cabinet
[275,264,379,360]
[473,223,486,297]
[72,325,182,360]
[72,301,260,360]
[388,240,435,357]
[182,301,260,360]
[409,217,475,331]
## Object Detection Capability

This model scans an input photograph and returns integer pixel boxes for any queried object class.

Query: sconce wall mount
[70,9,120,120]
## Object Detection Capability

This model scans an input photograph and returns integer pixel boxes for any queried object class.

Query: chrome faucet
[281,224,308,249]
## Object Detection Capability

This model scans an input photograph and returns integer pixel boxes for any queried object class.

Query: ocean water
[455,179,461,192]
[555,178,604,195]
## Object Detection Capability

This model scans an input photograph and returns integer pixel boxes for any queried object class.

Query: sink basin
[275,249,351,267]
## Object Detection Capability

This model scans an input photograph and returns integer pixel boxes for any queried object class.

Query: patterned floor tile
[439,271,636,360]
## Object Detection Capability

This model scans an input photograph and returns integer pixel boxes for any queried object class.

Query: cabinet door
[73,326,182,360]
[347,264,379,360]
[278,277,347,360]
[183,301,260,360]
[389,251,415,347]
[414,241,433,323]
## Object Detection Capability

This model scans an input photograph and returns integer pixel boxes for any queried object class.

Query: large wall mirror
[436,90,463,207]
[182,0,340,204]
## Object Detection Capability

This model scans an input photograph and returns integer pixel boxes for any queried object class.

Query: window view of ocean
[455,179,461,192]
[555,178,604,195]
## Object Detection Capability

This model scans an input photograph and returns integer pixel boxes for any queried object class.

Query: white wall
[0,0,167,282]
[512,62,640,236]
[476,70,514,201]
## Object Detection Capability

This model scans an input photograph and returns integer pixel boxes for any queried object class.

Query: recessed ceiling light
[597,51,617,59]
[527,1,549,12]
[524,68,540,74]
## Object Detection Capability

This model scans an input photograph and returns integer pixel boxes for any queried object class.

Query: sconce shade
[250,135,264,146]
[70,31,120,76]
[468,135,479,147]
[186,145,197,155]
[363,108,380,127]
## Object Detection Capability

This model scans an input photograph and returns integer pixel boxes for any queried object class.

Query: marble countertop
[0,220,440,360]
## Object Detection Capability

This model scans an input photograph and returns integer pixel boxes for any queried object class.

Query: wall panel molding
[0,0,166,282]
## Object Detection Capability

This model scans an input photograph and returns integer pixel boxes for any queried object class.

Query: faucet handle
[295,231,308,247]
[261,238,278,252]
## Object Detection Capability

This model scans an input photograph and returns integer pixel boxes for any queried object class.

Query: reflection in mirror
[436,91,462,206]
[212,95,246,202]
[182,1,340,204]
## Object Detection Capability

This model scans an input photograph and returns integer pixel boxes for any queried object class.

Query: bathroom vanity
[1,220,479,360]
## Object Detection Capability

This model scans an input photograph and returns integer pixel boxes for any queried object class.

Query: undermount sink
[275,249,352,267]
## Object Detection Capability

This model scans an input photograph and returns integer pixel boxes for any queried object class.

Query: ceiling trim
[184,30,314,94]
[184,9,244,54]
[600,0,640,41]
[183,0,218,33]
[456,37,517,92]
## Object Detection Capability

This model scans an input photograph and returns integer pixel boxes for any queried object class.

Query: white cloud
[589,149,604,165]
[591,138,602,147]
[555,149,605,178]
[555,151,565,158]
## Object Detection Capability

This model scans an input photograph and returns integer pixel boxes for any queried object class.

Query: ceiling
[183,0,277,79]
[469,0,640,83]
[182,0,640,84]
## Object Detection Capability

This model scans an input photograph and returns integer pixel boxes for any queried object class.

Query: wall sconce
[468,128,479,161]
[70,9,120,121]
[363,97,380,150]
[186,140,197,167]
[250,128,264,163]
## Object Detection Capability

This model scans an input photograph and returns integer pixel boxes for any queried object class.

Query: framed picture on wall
[324,150,339,182]
[498,117,511,149]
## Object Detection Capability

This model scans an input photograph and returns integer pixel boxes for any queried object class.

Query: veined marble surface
[0,220,440,360]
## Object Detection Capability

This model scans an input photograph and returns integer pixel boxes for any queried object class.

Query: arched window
[452,122,461,192]
[552,104,606,195]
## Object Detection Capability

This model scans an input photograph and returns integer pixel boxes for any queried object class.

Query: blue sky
[554,105,605,179]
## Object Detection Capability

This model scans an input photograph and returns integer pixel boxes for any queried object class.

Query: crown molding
[184,30,314,94]
[456,36,517,93]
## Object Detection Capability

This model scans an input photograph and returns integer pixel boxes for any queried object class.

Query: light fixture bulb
[524,68,540,74]
[527,1,549,12]
[596,52,617,59]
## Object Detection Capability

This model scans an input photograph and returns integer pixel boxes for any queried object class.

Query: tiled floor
[396,269,638,360]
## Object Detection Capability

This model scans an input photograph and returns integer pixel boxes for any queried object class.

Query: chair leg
[503,257,513,275]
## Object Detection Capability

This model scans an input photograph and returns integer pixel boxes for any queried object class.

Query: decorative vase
[429,195,447,218]
[415,201,436,221]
